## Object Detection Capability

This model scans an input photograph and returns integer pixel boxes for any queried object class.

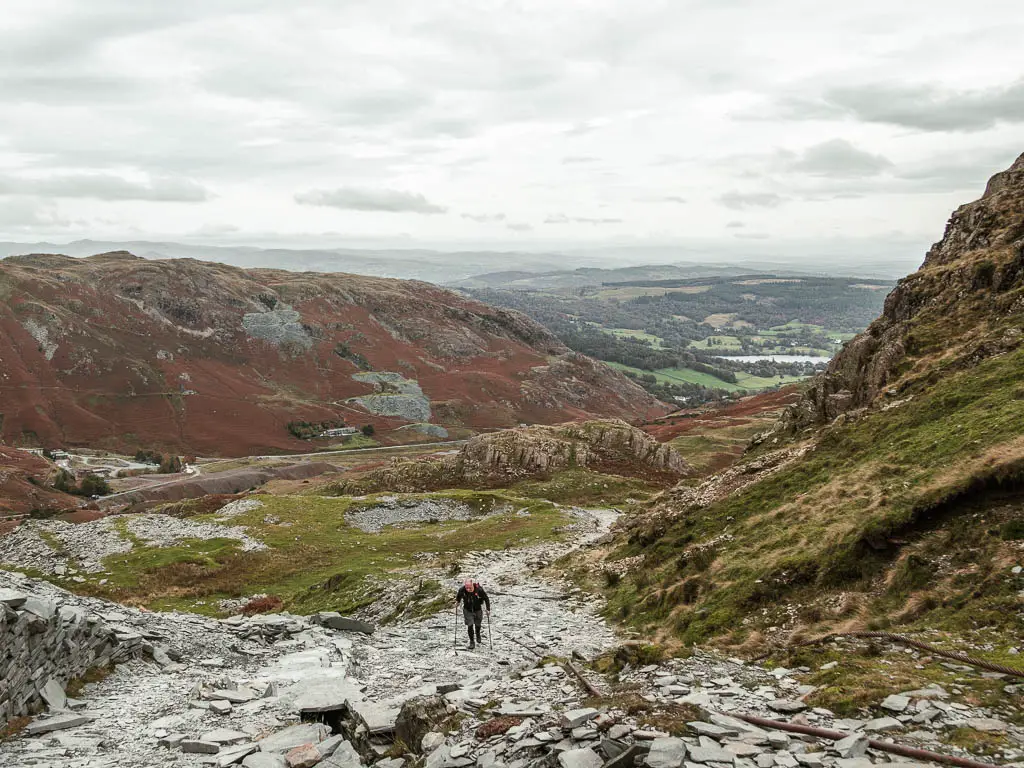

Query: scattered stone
[395,695,448,751]
[422,732,446,754]
[204,729,253,745]
[608,725,632,740]
[183,740,223,755]
[244,753,289,768]
[286,743,323,768]
[645,738,688,768]
[39,678,68,711]
[159,733,187,749]
[688,744,735,765]
[688,722,737,740]
[313,612,376,635]
[880,695,910,713]
[561,708,599,728]
[832,735,868,759]
[863,717,902,733]
[218,744,259,766]
[259,724,330,753]
[25,713,94,735]
[558,747,603,768]
[210,699,233,715]
[322,740,362,768]
[966,718,1009,733]
[768,700,807,714]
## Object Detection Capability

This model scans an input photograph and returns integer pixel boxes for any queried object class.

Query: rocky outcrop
[327,420,689,495]
[461,420,687,478]
[779,152,1024,432]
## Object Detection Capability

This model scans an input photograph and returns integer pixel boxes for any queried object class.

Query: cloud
[506,222,533,232]
[562,155,599,164]
[0,173,210,202]
[718,192,786,210]
[461,212,507,223]
[726,220,744,229]
[544,213,623,225]
[660,195,687,203]
[295,187,447,214]
[782,80,1024,133]
[0,198,73,232]
[784,139,893,178]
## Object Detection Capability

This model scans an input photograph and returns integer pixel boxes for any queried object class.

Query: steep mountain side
[0,253,664,456]
[779,153,1024,432]
[599,153,1024,651]
[324,419,689,495]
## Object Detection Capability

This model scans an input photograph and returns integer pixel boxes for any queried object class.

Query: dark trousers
[463,607,483,641]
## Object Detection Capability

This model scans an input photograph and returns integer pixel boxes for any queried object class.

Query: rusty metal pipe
[725,712,1006,768]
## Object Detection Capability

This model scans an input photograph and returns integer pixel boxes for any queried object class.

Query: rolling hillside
[0,252,665,457]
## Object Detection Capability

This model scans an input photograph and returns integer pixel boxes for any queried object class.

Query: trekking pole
[454,603,458,654]
[487,610,493,651]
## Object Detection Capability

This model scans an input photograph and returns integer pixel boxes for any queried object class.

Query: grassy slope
[604,345,1024,648]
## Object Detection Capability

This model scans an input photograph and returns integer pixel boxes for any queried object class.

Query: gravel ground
[346,498,498,533]
[0,514,265,575]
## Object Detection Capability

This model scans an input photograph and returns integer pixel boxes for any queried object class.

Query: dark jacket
[456,583,490,612]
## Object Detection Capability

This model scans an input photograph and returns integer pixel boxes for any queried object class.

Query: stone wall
[0,587,142,726]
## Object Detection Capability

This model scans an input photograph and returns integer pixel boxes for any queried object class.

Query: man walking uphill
[455,579,490,650]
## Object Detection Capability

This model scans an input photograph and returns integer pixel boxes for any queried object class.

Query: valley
[2,156,1024,768]
[462,276,890,405]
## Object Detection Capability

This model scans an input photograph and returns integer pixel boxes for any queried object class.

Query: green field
[607,328,666,346]
[605,361,807,392]
[688,335,744,352]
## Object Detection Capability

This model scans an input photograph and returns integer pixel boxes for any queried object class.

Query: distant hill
[0,252,665,457]
[447,263,770,291]
[0,240,575,285]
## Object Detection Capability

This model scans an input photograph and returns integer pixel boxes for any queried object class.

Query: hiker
[455,579,490,649]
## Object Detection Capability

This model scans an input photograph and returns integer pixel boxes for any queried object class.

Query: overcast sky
[1,0,1022,265]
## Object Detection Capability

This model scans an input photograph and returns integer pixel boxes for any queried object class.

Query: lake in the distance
[716,355,831,364]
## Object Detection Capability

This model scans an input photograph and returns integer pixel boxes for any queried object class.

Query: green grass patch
[76,491,571,616]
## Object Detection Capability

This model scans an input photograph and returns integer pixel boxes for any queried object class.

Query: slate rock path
[3,507,1023,768]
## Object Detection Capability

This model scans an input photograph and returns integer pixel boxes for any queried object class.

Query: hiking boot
[469,640,475,650]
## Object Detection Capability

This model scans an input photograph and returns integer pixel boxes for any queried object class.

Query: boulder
[395,695,448,752]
